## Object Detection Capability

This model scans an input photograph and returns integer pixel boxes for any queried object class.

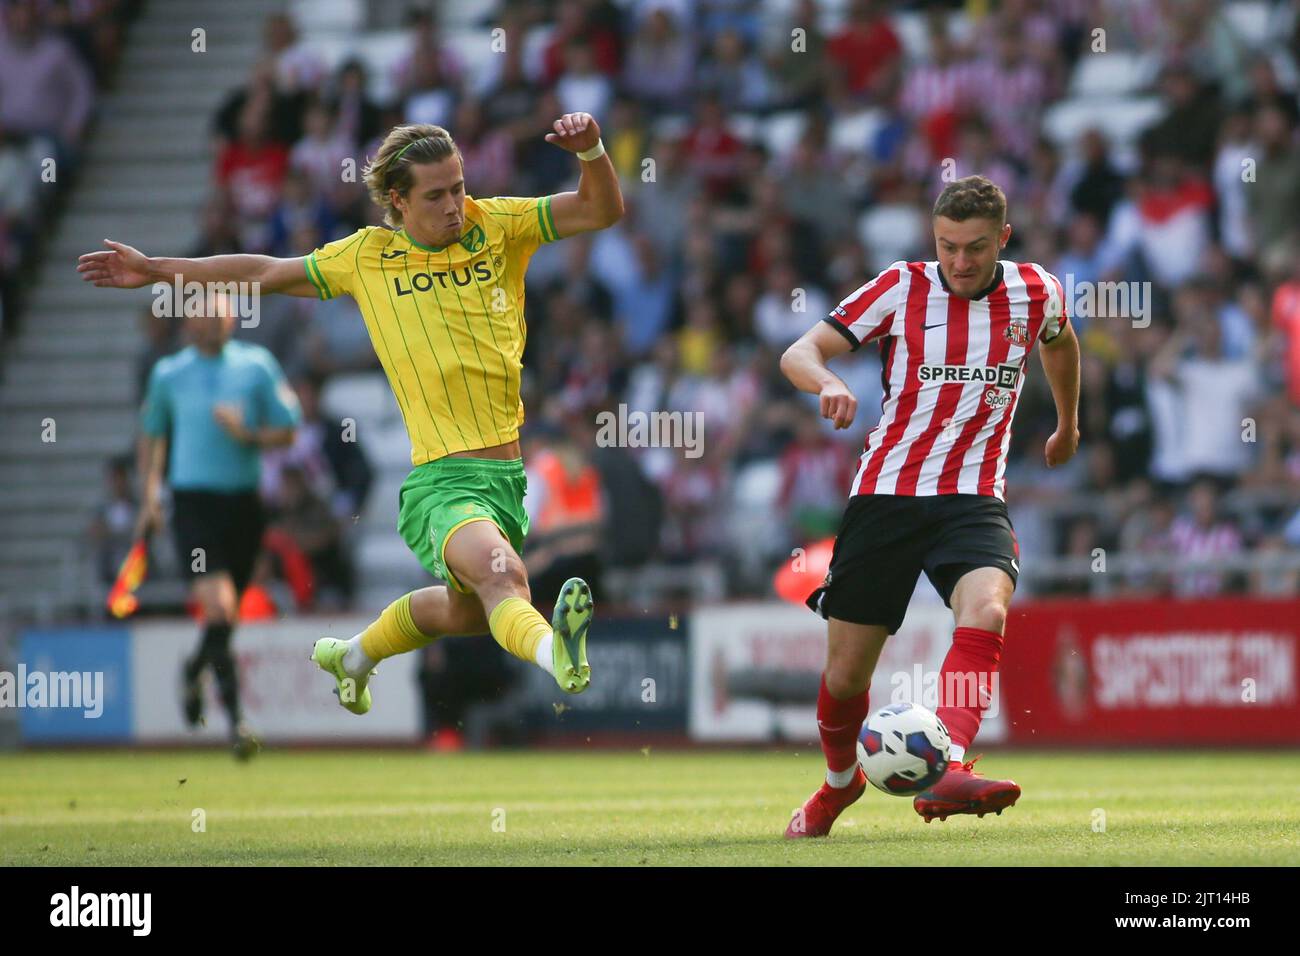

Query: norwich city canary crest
[459,224,485,253]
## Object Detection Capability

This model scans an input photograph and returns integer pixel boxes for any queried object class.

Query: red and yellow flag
[106,539,149,619]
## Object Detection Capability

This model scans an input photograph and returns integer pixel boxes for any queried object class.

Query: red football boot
[913,754,1020,823]
[784,767,868,838]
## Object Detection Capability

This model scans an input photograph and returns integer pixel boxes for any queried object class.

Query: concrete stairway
[0,0,273,621]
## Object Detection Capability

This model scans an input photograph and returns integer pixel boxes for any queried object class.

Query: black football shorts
[171,489,266,593]
[805,493,1019,633]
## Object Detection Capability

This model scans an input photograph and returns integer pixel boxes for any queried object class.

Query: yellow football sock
[359,592,435,661]
[488,597,551,663]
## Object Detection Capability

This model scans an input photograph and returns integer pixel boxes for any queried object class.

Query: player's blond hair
[363,124,462,228]
[933,175,1007,226]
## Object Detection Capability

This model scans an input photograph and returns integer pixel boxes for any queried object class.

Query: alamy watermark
[889,665,1000,717]
[595,403,703,458]
[1062,274,1151,328]
[152,277,261,328]
[50,886,150,936]
[0,666,104,718]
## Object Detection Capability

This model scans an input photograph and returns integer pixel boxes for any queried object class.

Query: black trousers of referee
[173,489,266,731]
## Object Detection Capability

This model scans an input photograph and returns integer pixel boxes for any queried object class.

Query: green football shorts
[397,456,530,594]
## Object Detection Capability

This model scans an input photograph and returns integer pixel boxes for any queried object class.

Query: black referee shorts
[171,489,266,593]
[805,493,1019,634]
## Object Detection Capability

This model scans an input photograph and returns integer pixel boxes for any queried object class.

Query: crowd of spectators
[0,0,138,336]
[122,0,1300,606]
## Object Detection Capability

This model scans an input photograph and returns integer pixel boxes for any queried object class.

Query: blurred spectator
[416,636,516,751]
[214,60,301,147]
[1250,534,1300,596]
[779,406,855,542]
[681,94,744,199]
[289,100,353,201]
[1099,156,1213,288]
[264,464,352,608]
[697,28,772,113]
[330,58,383,147]
[541,0,622,84]
[555,39,615,119]
[402,53,458,130]
[1140,64,1223,169]
[453,99,515,199]
[1271,255,1300,406]
[1244,105,1300,263]
[1151,313,1262,482]
[261,376,373,522]
[826,0,901,98]
[215,104,290,250]
[1064,128,1126,231]
[390,6,463,103]
[1169,480,1244,597]
[762,0,829,110]
[609,233,677,359]
[622,6,695,114]
[778,129,856,243]
[968,25,1051,161]
[1120,491,1177,595]
[267,168,334,257]
[87,456,137,586]
[524,423,607,602]
[261,12,325,94]
[0,0,94,158]
[754,260,830,350]
[1212,110,1257,261]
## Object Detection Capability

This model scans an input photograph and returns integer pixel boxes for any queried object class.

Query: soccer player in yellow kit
[79,113,624,711]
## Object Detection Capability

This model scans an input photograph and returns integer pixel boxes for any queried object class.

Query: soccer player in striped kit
[780,176,1081,835]
[79,113,623,716]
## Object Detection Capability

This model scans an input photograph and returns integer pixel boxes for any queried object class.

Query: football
[857,702,952,795]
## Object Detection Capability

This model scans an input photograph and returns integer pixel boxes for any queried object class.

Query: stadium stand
[2,0,1299,625]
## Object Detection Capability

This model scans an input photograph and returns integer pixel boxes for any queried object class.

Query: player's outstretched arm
[1039,320,1080,468]
[77,240,320,298]
[544,112,624,238]
[780,322,859,430]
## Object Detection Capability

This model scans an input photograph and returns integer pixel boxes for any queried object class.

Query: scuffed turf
[1,750,1297,866]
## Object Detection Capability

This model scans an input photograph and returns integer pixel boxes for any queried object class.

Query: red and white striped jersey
[825,260,1069,501]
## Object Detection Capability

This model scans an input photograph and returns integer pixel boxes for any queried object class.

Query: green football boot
[310,637,372,715]
[551,577,593,694]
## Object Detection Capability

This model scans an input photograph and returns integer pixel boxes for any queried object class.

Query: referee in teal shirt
[138,292,300,758]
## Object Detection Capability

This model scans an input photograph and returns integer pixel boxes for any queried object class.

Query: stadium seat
[757,110,809,159]
[829,108,886,155]
[290,0,363,38]
[1040,96,1165,150]
[858,203,927,272]
[320,371,406,464]
[1069,51,1160,98]
[1221,0,1273,48]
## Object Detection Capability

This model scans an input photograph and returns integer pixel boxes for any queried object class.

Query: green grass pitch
[2,749,1297,865]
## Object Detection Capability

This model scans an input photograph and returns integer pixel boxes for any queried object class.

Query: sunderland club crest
[1004,320,1031,347]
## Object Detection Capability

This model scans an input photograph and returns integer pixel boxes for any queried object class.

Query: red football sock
[817,673,870,774]
[936,626,1004,751]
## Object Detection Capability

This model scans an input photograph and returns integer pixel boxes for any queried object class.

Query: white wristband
[577,138,606,162]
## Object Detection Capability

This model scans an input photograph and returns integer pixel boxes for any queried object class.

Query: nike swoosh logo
[1011,559,1019,573]
[380,250,407,259]
[923,322,946,330]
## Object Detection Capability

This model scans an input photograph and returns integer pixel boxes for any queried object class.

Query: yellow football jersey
[304,194,559,464]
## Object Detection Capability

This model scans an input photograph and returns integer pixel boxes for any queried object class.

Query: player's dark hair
[932,175,1007,226]
[363,124,462,228]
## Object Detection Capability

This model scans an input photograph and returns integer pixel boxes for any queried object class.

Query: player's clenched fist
[819,382,857,429]
[544,112,601,153]
[1044,425,1080,468]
